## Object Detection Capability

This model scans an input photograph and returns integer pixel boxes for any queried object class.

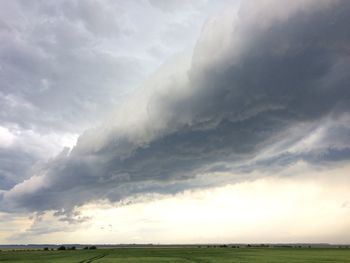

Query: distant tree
[57,246,66,250]
[89,246,97,250]
[70,246,76,250]
[43,247,49,251]
[83,246,89,250]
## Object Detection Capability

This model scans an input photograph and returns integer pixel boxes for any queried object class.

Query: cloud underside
[2,0,350,214]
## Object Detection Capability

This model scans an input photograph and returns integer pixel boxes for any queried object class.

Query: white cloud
[0,126,15,148]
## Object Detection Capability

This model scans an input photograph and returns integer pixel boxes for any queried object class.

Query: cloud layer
[2,0,350,216]
[0,0,210,194]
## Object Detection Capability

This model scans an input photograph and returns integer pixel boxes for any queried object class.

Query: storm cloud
[1,0,350,215]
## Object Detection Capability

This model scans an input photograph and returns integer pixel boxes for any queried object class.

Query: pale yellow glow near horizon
[1,161,350,244]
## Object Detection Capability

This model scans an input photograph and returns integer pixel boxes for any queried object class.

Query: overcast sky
[1,0,350,244]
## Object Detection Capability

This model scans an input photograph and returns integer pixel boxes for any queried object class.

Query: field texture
[1,247,350,262]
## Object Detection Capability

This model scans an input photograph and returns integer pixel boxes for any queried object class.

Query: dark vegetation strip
[78,253,107,263]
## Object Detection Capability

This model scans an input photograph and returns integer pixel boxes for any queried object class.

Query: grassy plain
[1,247,350,262]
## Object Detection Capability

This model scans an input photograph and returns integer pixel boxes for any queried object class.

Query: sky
[0,0,350,244]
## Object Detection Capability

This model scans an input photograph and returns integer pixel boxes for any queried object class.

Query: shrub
[57,246,66,250]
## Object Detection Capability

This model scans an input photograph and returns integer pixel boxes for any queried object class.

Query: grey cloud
[0,148,38,190]
[61,0,129,38]
[0,0,146,134]
[0,0,209,135]
[148,0,207,13]
[1,0,207,192]
[2,0,350,214]
[0,29,140,133]
[7,211,82,242]
[232,147,350,176]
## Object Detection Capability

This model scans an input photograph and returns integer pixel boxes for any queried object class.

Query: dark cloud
[0,0,209,199]
[0,148,38,190]
[2,0,350,214]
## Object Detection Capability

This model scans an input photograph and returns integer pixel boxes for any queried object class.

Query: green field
[1,247,350,262]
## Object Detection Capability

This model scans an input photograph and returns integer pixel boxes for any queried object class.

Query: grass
[1,247,350,262]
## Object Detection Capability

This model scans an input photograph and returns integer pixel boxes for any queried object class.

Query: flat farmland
[1,247,350,262]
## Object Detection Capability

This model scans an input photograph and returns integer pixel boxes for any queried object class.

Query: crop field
[1,247,350,262]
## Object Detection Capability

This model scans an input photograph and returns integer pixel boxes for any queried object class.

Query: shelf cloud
[1,0,350,218]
